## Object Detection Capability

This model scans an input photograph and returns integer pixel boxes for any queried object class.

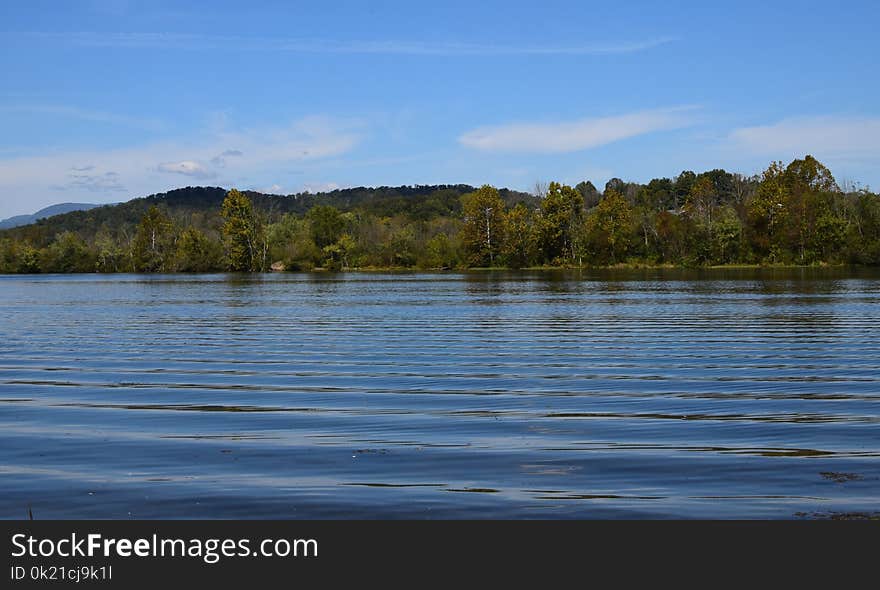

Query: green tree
[575,180,601,209]
[461,185,506,267]
[747,161,788,261]
[175,227,222,272]
[421,232,459,269]
[683,175,716,226]
[535,182,584,265]
[654,211,688,263]
[748,156,841,263]
[673,171,697,209]
[502,203,535,268]
[0,239,15,273]
[585,189,633,264]
[307,205,345,249]
[322,233,357,270]
[785,155,838,193]
[384,224,417,267]
[710,206,743,264]
[94,233,124,273]
[631,204,659,261]
[221,189,265,272]
[41,231,94,272]
[132,206,175,272]
[266,213,318,269]
[782,156,841,263]
[641,177,676,211]
[16,244,41,273]
[848,191,880,263]
[812,203,847,262]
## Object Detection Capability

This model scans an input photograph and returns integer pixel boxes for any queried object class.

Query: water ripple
[1,269,879,519]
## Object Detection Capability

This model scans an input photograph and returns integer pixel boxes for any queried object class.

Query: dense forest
[1,155,879,273]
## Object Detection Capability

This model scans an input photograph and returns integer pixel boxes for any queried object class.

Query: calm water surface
[1,269,878,518]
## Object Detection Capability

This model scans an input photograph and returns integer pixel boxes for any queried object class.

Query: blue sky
[1,0,879,218]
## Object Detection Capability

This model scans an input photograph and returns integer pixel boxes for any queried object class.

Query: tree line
[1,155,879,273]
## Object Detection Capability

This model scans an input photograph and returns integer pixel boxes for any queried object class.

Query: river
[1,269,878,518]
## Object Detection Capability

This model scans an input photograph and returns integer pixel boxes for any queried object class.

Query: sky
[1,0,879,218]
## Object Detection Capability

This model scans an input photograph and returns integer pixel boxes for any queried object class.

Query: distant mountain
[0,203,103,230]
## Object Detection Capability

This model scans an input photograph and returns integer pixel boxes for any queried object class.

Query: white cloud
[0,116,362,217]
[157,160,215,178]
[459,107,696,154]
[257,184,284,194]
[299,182,342,194]
[729,116,880,160]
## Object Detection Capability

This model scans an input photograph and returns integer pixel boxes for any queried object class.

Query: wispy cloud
[157,160,215,178]
[51,167,126,193]
[459,107,697,154]
[7,32,677,56]
[0,115,363,215]
[729,116,880,160]
[210,149,243,167]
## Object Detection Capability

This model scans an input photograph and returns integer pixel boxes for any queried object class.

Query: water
[1,269,878,519]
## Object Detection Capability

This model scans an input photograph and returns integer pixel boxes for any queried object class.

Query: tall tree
[785,155,838,193]
[640,177,675,211]
[747,156,841,263]
[307,205,345,249]
[94,232,124,273]
[132,206,175,272]
[782,156,842,263]
[535,182,584,265]
[673,171,697,209]
[746,161,788,261]
[421,232,459,269]
[683,175,716,226]
[575,180,601,209]
[221,189,265,271]
[503,203,535,269]
[175,227,222,272]
[710,206,743,264]
[585,189,633,264]
[461,185,506,267]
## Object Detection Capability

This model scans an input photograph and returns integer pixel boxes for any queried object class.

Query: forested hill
[1,184,537,246]
[2,156,879,274]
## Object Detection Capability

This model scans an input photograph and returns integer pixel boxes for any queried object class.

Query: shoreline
[0,262,865,276]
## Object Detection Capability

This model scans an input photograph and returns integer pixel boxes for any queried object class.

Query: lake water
[1,269,878,519]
